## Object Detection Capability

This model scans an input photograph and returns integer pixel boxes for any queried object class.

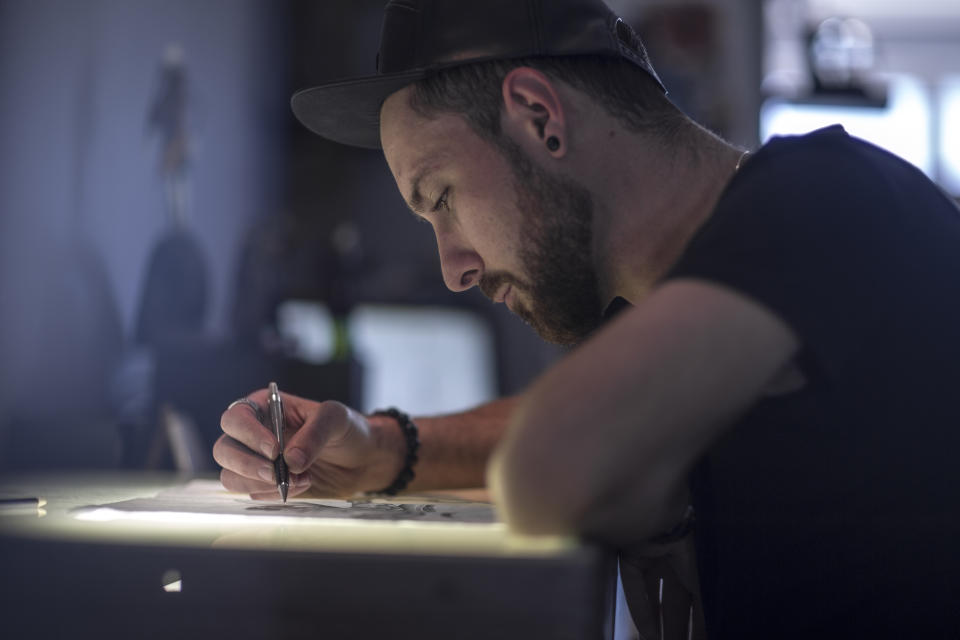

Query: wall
[0,0,286,462]
[0,0,286,334]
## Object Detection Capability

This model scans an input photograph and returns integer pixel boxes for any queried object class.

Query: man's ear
[501,67,567,158]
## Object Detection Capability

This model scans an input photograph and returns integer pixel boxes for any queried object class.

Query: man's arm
[488,279,799,543]
[371,395,519,491]
[216,390,517,499]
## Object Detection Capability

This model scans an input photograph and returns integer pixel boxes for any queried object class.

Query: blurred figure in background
[121,43,212,470]
[136,43,209,348]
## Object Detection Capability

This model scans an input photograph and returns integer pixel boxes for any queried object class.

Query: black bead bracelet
[369,407,420,496]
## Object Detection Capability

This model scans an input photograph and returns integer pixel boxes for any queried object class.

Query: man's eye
[432,188,450,212]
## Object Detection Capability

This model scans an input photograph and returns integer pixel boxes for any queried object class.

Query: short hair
[407,55,690,146]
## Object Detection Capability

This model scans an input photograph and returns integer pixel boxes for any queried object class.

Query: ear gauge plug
[546,136,560,152]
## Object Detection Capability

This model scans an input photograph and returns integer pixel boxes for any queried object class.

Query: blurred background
[0,0,957,473]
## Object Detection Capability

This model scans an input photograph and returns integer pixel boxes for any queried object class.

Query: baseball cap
[290,0,664,149]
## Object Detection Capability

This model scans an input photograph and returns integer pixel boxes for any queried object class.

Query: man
[215,0,960,636]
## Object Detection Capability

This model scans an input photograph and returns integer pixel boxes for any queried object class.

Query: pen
[0,497,46,513]
[267,381,289,502]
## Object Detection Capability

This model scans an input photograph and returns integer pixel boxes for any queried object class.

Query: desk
[0,473,615,639]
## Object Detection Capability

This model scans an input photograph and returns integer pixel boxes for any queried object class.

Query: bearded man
[214,1,960,636]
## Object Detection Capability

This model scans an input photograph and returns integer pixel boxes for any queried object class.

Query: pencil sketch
[72,480,497,524]
[244,499,494,522]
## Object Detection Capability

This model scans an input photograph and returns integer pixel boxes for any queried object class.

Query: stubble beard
[480,139,604,347]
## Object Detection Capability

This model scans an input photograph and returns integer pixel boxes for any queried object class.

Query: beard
[479,139,604,346]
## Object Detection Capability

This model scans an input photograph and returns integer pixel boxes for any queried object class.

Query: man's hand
[214,390,404,500]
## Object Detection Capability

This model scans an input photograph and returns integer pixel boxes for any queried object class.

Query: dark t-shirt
[664,126,960,636]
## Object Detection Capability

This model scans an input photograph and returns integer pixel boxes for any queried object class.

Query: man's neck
[591,123,745,306]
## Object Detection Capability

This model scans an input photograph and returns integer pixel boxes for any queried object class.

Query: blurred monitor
[348,305,497,416]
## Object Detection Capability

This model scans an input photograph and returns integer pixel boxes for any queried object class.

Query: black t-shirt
[665,126,960,636]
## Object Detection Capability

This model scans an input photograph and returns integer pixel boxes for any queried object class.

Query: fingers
[248,480,311,501]
[219,467,273,495]
[217,392,367,500]
[220,389,279,460]
[213,435,277,483]
[283,400,351,474]
[221,467,311,500]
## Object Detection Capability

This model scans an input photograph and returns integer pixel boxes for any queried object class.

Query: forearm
[369,395,520,491]
[488,355,692,543]
[489,281,798,542]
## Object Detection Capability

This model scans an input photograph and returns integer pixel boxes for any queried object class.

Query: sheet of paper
[72,479,497,524]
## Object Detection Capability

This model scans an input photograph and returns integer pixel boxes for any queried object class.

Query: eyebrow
[406,164,434,217]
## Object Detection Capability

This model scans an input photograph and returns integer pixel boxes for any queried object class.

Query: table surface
[0,471,581,556]
[0,472,616,640]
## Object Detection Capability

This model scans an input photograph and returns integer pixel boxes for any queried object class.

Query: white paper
[72,479,497,524]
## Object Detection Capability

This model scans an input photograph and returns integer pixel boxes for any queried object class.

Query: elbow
[486,408,596,536]
[488,441,581,536]
[487,407,685,543]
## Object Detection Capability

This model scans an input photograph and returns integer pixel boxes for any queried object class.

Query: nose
[435,229,482,292]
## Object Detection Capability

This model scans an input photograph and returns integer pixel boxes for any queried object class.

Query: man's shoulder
[759,123,848,150]
[715,123,954,230]
[684,126,863,244]
[742,125,867,185]
[750,124,878,165]
[741,124,931,195]
[758,123,850,151]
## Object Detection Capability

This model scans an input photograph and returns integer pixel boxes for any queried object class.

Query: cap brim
[290,69,427,150]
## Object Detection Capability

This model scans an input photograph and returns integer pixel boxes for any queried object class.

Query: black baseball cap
[291,0,664,149]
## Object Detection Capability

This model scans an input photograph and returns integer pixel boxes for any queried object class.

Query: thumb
[283,400,350,474]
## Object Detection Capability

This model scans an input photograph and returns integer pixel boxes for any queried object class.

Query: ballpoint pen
[267,382,289,502]
[0,497,46,514]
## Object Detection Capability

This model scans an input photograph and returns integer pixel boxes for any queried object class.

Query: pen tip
[279,483,288,503]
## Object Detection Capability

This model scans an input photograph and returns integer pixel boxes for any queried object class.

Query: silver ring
[227,397,264,423]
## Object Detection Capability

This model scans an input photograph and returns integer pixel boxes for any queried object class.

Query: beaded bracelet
[369,407,420,496]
